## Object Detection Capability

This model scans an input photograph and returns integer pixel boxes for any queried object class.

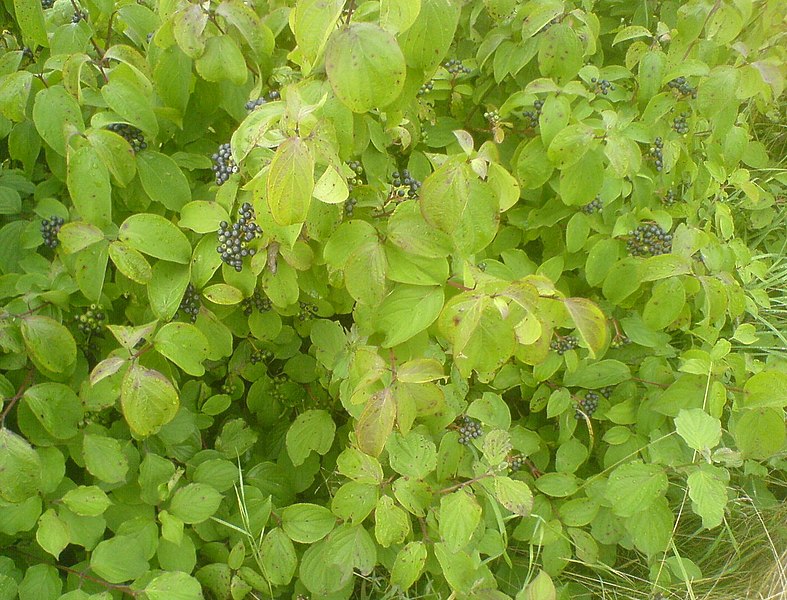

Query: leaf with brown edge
[562,297,608,359]
[355,387,395,457]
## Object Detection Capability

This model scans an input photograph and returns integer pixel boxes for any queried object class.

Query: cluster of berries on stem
[390,170,421,201]
[667,76,697,98]
[445,59,472,77]
[522,99,544,129]
[649,137,664,172]
[107,123,147,153]
[457,415,483,445]
[241,290,271,316]
[71,9,87,23]
[297,301,318,321]
[245,91,279,110]
[40,216,65,249]
[417,81,434,96]
[575,387,612,419]
[672,111,690,134]
[581,197,602,214]
[41,0,54,8]
[76,305,105,336]
[216,202,262,272]
[211,143,239,186]
[590,77,614,95]
[662,188,678,206]
[347,160,364,191]
[178,283,200,323]
[626,224,673,257]
[250,348,273,365]
[484,109,500,126]
[551,334,579,355]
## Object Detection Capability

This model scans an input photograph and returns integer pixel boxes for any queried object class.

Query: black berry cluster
[344,197,357,216]
[575,392,599,419]
[40,216,65,249]
[522,99,544,129]
[484,109,500,125]
[599,386,613,399]
[626,224,673,257]
[672,112,689,134]
[649,137,664,172]
[240,290,271,316]
[390,170,421,200]
[216,202,262,272]
[211,143,239,186]
[268,90,280,101]
[71,9,87,23]
[245,97,266,110]
[250,348,273,365]
[590,77,614,95]
[667,76,697,98]
[611,333,631,348]
[417,81,434,96]
[297,301,318,321]
[107,123,147,153]
[581,197,602,214]
[41,0,54,8]
[457,415,483,445]
[76,305,105,336]
[445,59,471,76]
[509,455,526,472]
[178,283,200,323]
[550,335,578,355]
[662,188,677,206]
[347,160,364,191]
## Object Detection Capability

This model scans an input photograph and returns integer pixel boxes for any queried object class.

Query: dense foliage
[0,0,785,598]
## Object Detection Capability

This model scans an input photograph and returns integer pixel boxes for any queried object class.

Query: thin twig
[0,369,34,425]
[439,472,494,495]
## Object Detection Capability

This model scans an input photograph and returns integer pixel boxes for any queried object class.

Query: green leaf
[179,201,229,233]
[215,0,274,60]
[136,151,192,212]
[547,124,596,169]
[17,565,60,600]
[374,495,410,547]
[518,569,556,600]
[101,70,158,137]
[144,572,204,600]
[605,462,668,517]
[21,316,76,375]
[381,0,421,33]
[391,541,427,590]
[742,371,787,408]
[675,409,722,452]
[386,431,436,479]
[266,137,314,226]
[559,149,604,206]
[643,277,685,330]
[90,535,149,584]
[563,360,631,388]
[387,201,452,258]
[282,503,336,543]
[494,476,534,517]
[260,528,297,586]
[419,158,469,234]
[202,283,243,305]
[687,465,729,529]
[148,261,190,320]
[121,364,180,438]
[118,213,191,263]
[439,489,482,552]
[534,472,579,497]
[73,240,109,303]
[35,509,69,559]
[56,222,105,254]
[399,0,459,72]
[88,129,137,187]
[153,322,210,376]
[67,146,112,228]
[196,35,248,85]
[23,383,82,439]
[61,486,111,517]
[286,410,336,466]
[173,3,207,58]
[375,285,443,347]
[291,0,344,71]
[0,429,42,502]
[355,387,396,457]
[13,0,48,47]
[325,23,406,112]
[169,483,223,524]
[733,407,785,459]
[516,137,554,189]
[331,482,378,523]
[562,298,608,359]
[82,433,129,484]
[344,240,387,305]
[109,241,153,284]
[538,24,583,83]
[32,86,84,156]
